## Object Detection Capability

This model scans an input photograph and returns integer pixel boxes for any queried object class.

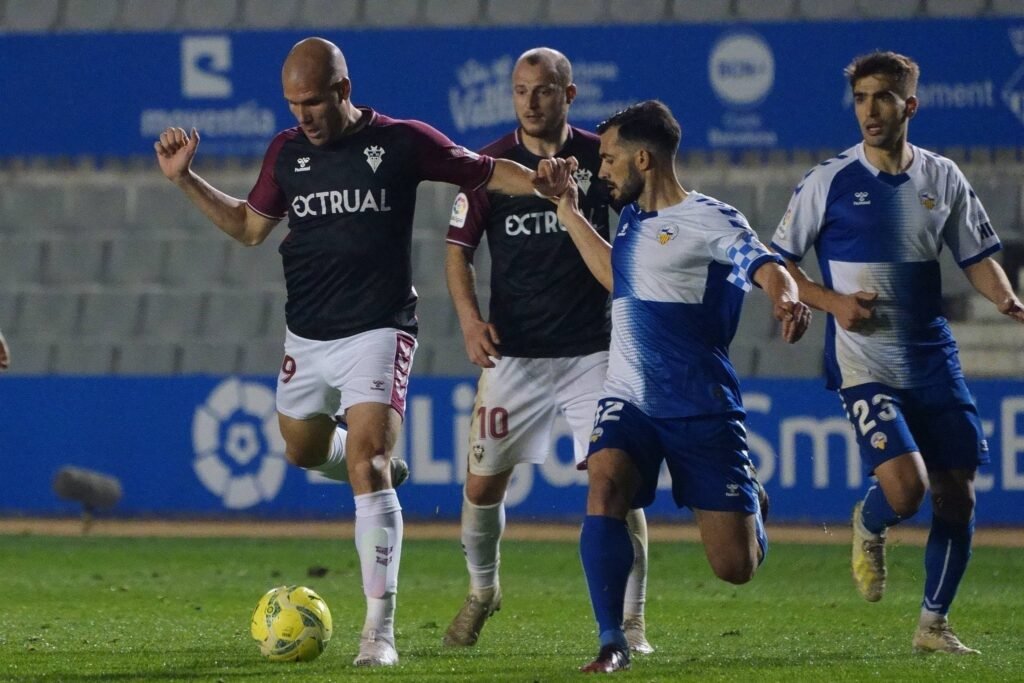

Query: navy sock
[580,515,632,649]
[922,514,974,616]
[860,484,902,535]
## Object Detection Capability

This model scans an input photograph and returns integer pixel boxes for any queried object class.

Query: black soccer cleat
[579,644,630,673]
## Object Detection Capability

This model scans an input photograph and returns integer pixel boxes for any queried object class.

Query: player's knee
[889,486,926,519]
[284,446,325,469]
[712,558,756,585]
[932,491,975,524]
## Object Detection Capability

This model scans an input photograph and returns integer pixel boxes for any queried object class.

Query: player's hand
[775,300,812,343]
[0,328,9,370]
[833,291,877,332]
[553,179,581,223]
[998,296,1024,323]
[154,127,200,183]
[534,156,578,198]
[461,318,502,368]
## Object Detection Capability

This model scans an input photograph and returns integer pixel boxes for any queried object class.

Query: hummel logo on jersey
[294,157,311,172]
[364,145,385,173]
[573,168,592,195]
[853,191,871,206]
[725,483,740,497]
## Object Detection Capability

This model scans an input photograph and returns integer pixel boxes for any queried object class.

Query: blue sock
[755,507,769,566]
[922,514,974,616]
[860,484,902,535]
[579,515,632,649]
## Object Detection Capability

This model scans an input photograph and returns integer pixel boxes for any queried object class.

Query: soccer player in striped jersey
[555,100,811,673]
[770,51,1024,655]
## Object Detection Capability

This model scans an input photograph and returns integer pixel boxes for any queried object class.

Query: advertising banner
[1,19,1023,159]
[1,376,1022,525]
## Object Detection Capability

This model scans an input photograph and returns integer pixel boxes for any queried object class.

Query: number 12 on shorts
[593,399,624,427]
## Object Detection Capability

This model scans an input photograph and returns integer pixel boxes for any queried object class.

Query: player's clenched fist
[154,127,200,183]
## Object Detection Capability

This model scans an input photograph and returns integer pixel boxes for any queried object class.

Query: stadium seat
[119,0,179,29]
[180,0,240,28]
[238,338,285,375]
[2,0,60,31]
[16,290,81,341]
[0,291,19,333]
[241,0,300,28]
[139,290,205,339]
[201,290,269,338]
[222,236,285,287]
[1,335,53,374]
[415,293,461,342]
[693,182,759,227]
[546,0,608,25]
[796,0,857,19]
[483,0,544,24]
[759,180,798,243]
[296,0,362,27]
[133,184,215,234]
[42,237,106,285]
[729,342,761,377]
[163,237,230,287]
[991,0,1024,15]
[670,0,732,22]
[178,340,242,374]
[423,0,481,26]
[421,339,478,377]
[758,335,824,378]
[607,0,667,23]
[64,184,128,235]
[51,341,116,374]
[737,295,778,341]
[78,290,143,340]
[265,290,288,339]
[0,184,65,234]
[856,0,919,18]
[363,0,421,26]
[412,237,450,295]
[735,0,797,20]
[104,236,166,286]
[925,0,986,16]
[116,341,179,374]
[61,0,120,30]
[972,178,1022,244]
[0,237,45,286]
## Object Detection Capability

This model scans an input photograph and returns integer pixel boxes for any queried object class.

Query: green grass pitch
[0,532,1021,681]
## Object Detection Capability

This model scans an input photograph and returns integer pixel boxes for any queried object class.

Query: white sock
[306,425,348,482]
[461,492,504,595]
[624,507,649,619]
[919,608,946,627]
[355,489,403,639]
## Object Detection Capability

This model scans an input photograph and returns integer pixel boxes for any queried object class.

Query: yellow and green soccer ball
[250,585,333,662]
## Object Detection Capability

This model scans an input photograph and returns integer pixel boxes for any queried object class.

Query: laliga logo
[708,32,775,108]
[192,378,287,509]
[181,36,232,98]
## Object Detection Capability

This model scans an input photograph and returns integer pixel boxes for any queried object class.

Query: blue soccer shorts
[837,378,989,475]
[586,397,759,513]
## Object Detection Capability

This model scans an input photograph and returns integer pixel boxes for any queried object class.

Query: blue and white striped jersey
[605,192,782,418]
[770,143,1001,390]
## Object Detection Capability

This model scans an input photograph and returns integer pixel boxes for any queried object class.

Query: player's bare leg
[444,468,512,646]
[694,508,764,586]
[277,413,407,487]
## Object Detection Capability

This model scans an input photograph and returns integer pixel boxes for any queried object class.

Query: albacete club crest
[573,168,592,195]
[472,444,485,463]
[364,145,385,173]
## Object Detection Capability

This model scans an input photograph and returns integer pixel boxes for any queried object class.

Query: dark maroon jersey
[248,107,495,341]
[446,127,610,358]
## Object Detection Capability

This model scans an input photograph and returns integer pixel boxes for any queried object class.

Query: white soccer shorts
[466,351,608,476]
[276,327,417,420]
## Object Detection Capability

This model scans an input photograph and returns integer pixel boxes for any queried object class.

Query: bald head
[283,37,348,91]
[515,47,572,88]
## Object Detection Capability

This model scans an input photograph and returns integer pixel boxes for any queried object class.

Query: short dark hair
[844,51,919,96]
[597,100,681,158]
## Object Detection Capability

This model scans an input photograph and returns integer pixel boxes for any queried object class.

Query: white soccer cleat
[353,630,399,667]
[442,585,502,647]
[622,615,654,655]
[913,619,980,655]
[851,501,886,602]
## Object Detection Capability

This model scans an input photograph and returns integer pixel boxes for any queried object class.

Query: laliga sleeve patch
[450,192,469,228]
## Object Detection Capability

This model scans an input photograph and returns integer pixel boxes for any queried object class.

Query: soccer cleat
[912,619,980,655]
[353,629,399,667]
[622,615,654,655]
[442,585,502,647]
[390,457,409,488]
[851,501,886,602]
[580,644,630,673]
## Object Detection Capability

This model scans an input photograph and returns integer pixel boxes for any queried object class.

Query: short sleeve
[246,132,291,219]
[446,185,491,250]
[706,208,782,292]
[406,120,495,190]
[770,170,827,263]
[944,166,1002,268]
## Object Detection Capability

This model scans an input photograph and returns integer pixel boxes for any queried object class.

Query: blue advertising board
[1,19,1023,159]
[1,376,1022,525]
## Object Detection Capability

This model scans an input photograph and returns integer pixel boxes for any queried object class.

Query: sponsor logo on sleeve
[450,192,469,228]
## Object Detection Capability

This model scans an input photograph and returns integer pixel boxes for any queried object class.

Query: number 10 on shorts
[476,406,510,439]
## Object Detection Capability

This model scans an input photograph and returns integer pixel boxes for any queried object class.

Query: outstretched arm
[553,181,612,291]
[154,127,279,246]
[486,157,577,199]
[963,256,1024,323]
[753,263,812,343]
[780,258,878,332]
[446,243,501,368]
